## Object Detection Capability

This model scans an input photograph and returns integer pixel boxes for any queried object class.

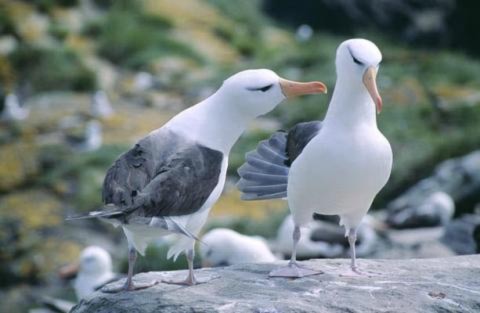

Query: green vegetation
[1,1,480,309]
[9,44,96,92]
[94,4,203,69]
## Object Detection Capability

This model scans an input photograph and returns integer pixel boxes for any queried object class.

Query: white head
[216,69,327,118]
[336,39,383,113]
[5,93,20,109]
[78,246,112,276]
[200,228,276,267]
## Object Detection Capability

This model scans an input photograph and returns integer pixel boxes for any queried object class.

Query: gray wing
[102,129,223,218]
[285,121,323,166]
[237,121,322,200]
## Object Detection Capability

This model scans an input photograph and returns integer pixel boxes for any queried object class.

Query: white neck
[324,77,377,129]
[166,91,251,153]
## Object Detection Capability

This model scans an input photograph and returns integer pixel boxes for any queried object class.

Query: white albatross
[91,90,114,118]
[59,246,119,300]
[73,246,118,299]
[68,69,326,291]
[1,93,29,121]
[237,39,393,277]
[199,228,276,267]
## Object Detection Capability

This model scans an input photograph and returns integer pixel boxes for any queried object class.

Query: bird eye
[258,84,273,92]
[352,56,363,66]
[348,47,364,66]
[247,84,273,92]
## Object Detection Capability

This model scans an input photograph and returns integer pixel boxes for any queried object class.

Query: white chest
[288,125,392,214]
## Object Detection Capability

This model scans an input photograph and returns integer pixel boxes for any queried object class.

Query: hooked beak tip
[376,96,383,114]
[279,78,328,98]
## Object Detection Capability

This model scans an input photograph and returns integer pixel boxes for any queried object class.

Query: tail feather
[163,217,201,242]
[241,191,287,200]
[66,204,125,221]
[237,131,290,201]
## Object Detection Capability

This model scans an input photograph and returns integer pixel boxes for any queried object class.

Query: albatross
[200,228,277,267]
[68,69,326,291]
[237,39,392,277]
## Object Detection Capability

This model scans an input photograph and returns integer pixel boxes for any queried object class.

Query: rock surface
[71,255,480,313]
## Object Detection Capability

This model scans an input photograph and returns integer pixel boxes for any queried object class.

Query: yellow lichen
[142,0,238,64]
[65,34,94,54]
[212,190,285,220]
[0,55,15,91]
[143,0,227,29]
[0,190,62,232]
[0,142,39,191]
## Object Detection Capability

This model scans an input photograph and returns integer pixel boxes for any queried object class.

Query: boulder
[72,255,480,313]
[442,214,480,254]
[385,150,480,220]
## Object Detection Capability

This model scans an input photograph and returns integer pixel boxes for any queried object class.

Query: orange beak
[59,262,79,279]
[279,78,327,98]
[363,66,382,114]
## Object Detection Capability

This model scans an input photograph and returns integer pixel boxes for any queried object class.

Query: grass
[95,3,204,69]
[9,44,96,92]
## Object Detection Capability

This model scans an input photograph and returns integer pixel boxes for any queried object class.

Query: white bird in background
[295,24,314,42]
[59,246,118,300]
[91,90,114,118]
[1,93,29,121]
[66,120,103,152]
[386,191,455,229]
[238,39,392,277]
[68,69,326,292]
[273,215,344,259]
[273,214,379,259]
[200,228,277,267]
[73,246,118,299]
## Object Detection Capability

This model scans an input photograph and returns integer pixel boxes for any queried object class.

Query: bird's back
[102,127,224,218]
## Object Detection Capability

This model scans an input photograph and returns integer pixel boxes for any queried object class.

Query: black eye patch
[352,55,364,65]
[348,47,364,65]
[247,84,273,92]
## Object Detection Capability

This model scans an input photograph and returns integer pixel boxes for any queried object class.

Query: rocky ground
[72,255,480,313]
[1,1,480,312]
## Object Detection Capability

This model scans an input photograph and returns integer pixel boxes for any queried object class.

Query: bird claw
[269,262,323,278]
[101,280,158,293]
[339,266,380,278]
[162,274,219,286]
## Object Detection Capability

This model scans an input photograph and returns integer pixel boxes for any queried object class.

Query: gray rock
[71,255,480,313]
[385,150,480,225]
[442,214,480,254]
[386,191,455,229]
[273,214,378,260]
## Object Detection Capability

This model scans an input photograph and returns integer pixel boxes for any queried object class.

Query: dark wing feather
[285,121,322,166]
[102,129,223,218]
[237,121,322,201]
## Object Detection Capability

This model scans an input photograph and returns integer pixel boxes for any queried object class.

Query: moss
[9,44,96,92]
[0,56,15,92]
[0,142,39,192]
[95,2,203,69]
[211,190,285,220]
[0,190,62,232]
[207,207,289,239]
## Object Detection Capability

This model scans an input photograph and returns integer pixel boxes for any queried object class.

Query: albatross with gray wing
[238,39,392,278]
[68,69,327,292]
